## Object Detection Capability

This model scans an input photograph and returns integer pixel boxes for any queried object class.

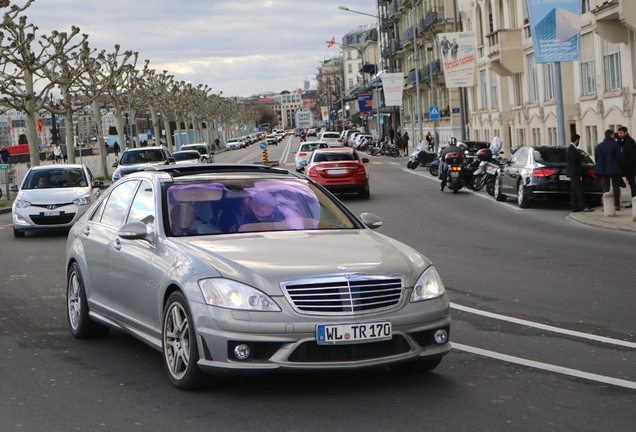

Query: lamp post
[338,6,382,140]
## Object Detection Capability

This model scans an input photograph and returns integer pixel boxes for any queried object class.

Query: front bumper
[190,296,451,376]
[12,204,86,230]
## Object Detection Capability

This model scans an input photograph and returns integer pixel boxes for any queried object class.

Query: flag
[327,37,335,48]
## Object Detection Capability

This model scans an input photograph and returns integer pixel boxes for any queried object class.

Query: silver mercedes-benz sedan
[66,164,451,390]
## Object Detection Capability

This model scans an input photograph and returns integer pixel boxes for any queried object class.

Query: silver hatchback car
[66,165,451,390]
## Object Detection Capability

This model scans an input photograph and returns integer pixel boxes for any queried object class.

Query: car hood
[174,230,430,295]
[117,162,167,175]
[17,187,93,204]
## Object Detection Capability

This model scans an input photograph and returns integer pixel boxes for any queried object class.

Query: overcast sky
[23,0,376,97]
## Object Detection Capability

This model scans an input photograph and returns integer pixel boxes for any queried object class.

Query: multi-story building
[316,58,344,130]
[460,0,636,155]
[272,92,303,130]
[342,26,368,93]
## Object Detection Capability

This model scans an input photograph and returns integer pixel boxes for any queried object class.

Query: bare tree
[0,0,85,165]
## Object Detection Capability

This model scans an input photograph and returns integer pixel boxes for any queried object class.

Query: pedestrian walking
[0,146,9,164]
[402,132,409,155]
[113,141,120,156]
[53,144,62,163]
[594,129,624,211]
[617,126,636,207]
[426,132,433,151]
[61,145,68,163]
[566,134,594,212]
[389,127,395,144]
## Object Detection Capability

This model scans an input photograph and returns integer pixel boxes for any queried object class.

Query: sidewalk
[567,197,636,233]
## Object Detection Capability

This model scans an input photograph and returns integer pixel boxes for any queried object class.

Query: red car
[305,147,370,199]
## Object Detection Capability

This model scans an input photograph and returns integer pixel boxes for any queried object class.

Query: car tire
[163,291,216,390]
[359,188,370,200]
[13,227,25,238]
[67,262,110,338]
[517,181,531,208]
[494,175,507,202]
[390,357,442,373]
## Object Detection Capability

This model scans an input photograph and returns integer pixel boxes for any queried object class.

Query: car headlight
[198,279,281,312]
[411,266,445,302]
[15,199,31,209]
[73,195,91,206]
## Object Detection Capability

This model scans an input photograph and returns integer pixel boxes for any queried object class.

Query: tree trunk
[150,106,160,145]
[175,115,183,149]
[114,105,126,155]
[161,109,174,151]
[92,100,108,177]
[24,70,40,167]
[61,86,76,164]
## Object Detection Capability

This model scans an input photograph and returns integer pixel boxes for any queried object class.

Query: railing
[407,69,425,85]
[402,25,416,43]
[420,7,445,33]
[477,45,484,57]
[388,1,399,15]
[486,30,499,47]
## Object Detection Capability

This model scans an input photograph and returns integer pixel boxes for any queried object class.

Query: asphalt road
[0,136,634,431]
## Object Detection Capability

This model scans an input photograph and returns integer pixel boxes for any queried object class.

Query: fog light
[234,344,251,360]
[434,329,448,344]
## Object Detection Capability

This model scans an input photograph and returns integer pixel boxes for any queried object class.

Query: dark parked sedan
[494,146,602,208]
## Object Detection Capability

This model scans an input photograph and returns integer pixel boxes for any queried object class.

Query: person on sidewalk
[594,129,624,211]
[617,126,636,208]
[567,134,594,212]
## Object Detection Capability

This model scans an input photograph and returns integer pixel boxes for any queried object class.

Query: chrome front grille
[281,275,403,315]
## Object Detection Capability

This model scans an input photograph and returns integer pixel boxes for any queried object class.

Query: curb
[566,214,636,234]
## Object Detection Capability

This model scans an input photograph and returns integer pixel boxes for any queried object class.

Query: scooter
[470,137,504,196]
[443,152,465,194]
[407,147,438,170]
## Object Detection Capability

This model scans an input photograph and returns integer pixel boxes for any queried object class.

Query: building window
[527,54,539,103]
[347,51,352,60]
[585,125,597,154]
[474,130,480,140]
[518,129,525,147]
[532,128,541,146]
[348,64,352,73]
[349,78,353,87]
[480,70,488,109]
[581,61,596,96]
[582,0,591,13]
[512,73,523,106]
[490,71,499,109]
[543,63,556,101]
[485,129,490,142]
[547,127,557,146]
[604,51,621,92]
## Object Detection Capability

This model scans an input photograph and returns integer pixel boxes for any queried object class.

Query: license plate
[559,175,570,181]
[44,211,60,216]
[450,171,459,178]
[328,169,348,175]
[316,321,392,345]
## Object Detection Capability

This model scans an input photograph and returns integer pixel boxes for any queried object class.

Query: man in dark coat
[617,126,636,207]
[566,134,594,212]
[594,129,623,211]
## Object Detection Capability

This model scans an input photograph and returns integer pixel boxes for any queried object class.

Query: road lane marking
[1,223,12,227]
[403,168,524,212]
[388,162,400,165]
[371,161,383,164]
[453,342,636,390]
[451,302,636,349]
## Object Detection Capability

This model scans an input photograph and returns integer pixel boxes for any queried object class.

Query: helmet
[448,137,457,146]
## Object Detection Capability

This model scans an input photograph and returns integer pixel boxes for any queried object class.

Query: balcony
[387,1,403,20]
[422,59,443,80]
[486,29,524,76]
[402,25,417,45]
[591,0,636,44]
[407,69,425,86]
[382,37,402,59]
[420,7,446,34]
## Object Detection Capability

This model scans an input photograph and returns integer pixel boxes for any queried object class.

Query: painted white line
[453,342,636,390]
[451,302,636,349]
[402,168,524,211]
[280,136,293,163]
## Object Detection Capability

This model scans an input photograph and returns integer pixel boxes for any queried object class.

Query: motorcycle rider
[440,137,462,192]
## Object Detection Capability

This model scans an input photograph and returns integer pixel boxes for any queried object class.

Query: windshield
[173,152,200,161]
[300,143,328,152]
[165,178,357,236]
[23,168,88,189]
[312,151,356,162]
[120,149,166,165]
[181,145,207,155]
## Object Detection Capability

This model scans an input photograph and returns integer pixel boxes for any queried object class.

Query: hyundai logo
[47,205,58,210]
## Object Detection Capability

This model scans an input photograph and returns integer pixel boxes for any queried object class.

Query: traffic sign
[260,142,267,149]
[429,106,440,120]
[0,164,9,170]
[452,108,460,114]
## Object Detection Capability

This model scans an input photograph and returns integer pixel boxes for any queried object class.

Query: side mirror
[292,151,297,154]
[167,157,176,164]
[112,162,118,167]
[118,221,149,240]
[299,160,308,166]
[9,184,18,192]
[361,157,369,164]
[359,212,382,230]
[92,181,104,188]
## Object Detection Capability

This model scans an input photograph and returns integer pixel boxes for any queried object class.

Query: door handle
[113,239,121,251]
[83,227,90,236]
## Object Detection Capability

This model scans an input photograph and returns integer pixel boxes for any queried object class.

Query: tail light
[533,169,557,177]
[450,166,462,171]
[356,165,366,175]
[584,170,596,178]
[337,139,342,143]
[299,152,307,156]
[307,167,318,177]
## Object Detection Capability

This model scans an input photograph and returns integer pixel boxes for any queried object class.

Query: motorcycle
[377,140,400,157]
[470,137,504,196]
[407,145,438,170]
[444,151,465,193]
